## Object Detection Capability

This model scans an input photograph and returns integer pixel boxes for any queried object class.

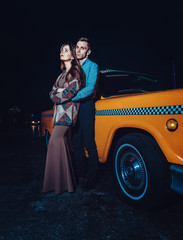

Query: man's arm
[72,63,99,101]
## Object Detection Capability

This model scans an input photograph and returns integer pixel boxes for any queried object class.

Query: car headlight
[166,119,178,132]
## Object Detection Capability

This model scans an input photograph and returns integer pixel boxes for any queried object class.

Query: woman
[43,43,85,194]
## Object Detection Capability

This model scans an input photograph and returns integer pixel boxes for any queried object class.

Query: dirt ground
[0,126,183,240]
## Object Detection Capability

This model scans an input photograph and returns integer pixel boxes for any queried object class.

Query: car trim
[96,105,183,116]
[41,114,54,117]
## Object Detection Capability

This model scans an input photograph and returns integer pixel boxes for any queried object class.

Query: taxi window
[99,74,160,97]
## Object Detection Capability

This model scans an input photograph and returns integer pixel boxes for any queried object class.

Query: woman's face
[60,45,73,61]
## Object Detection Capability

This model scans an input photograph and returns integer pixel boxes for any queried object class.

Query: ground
[0,126,183,240]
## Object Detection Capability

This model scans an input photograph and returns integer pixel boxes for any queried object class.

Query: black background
[1,1,183,115]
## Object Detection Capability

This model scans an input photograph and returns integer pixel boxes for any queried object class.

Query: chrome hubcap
[115,144,148,200]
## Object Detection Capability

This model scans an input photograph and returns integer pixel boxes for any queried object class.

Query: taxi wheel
[46,130,51,148]
[114,132,171,209]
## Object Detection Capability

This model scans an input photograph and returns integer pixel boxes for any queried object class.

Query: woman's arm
[49,74,81,104]
[57,88,65,93]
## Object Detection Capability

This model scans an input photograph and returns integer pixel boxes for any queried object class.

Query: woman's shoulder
[56,71,66,81]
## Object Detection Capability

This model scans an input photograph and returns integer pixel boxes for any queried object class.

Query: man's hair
[77,37,91,50]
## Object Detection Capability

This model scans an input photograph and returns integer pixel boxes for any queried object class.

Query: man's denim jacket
[72,58,99,101]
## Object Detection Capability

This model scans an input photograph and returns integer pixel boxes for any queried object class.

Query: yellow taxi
[41,70,183,209]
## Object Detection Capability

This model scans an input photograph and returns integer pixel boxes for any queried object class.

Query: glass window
[98,73,160,97]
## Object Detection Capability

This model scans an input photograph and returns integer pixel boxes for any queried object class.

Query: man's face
[76,41,91,60]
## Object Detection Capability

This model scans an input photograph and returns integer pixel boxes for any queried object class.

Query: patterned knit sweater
[49,71,82,127]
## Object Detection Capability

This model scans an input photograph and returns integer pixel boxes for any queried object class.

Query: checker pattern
[95,105,183,116]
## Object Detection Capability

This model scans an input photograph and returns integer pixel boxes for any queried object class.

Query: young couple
[43,37,100,194]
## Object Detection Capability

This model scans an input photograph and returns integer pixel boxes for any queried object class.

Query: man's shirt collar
[81,58,89,66]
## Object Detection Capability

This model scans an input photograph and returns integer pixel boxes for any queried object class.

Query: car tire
[114,132,171,209]
[46,130,51,148]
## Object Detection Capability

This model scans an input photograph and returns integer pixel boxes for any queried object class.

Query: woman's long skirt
[43,125,76,194]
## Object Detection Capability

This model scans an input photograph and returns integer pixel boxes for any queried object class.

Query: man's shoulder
[87,59,99,68]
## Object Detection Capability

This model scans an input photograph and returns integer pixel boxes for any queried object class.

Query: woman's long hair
[60,43,85,88]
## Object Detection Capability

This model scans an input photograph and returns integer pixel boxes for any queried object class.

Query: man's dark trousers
[72,99,99,179]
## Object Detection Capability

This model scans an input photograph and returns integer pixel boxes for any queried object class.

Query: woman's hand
[57,88,65,93]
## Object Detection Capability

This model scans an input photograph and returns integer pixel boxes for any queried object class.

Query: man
[72,37,99,191]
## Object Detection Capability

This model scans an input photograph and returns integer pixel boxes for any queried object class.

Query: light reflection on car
[31,119,41,125]
[25,113,41,126]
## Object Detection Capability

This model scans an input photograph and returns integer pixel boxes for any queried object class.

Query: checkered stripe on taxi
[95,105,183,116]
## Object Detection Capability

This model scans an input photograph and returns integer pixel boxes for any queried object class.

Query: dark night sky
[1,1,183,115]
